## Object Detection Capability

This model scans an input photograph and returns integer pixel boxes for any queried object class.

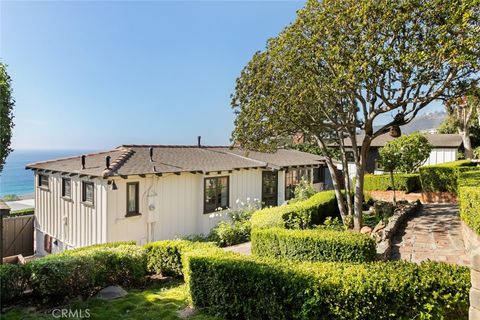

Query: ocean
[0,150,93,197]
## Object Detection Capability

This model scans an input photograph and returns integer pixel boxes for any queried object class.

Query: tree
[378,133,432,204]
[0,63,14,173]
[441,87,480,158]
[231,0,480,230]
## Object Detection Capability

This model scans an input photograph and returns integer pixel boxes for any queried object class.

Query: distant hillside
[374,111,447,134]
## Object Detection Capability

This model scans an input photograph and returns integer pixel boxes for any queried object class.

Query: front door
[262,171,278,208]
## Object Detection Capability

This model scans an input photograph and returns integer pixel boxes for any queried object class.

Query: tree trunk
[313,136,349,222]
[460,129,473,159]
[390,170,396,206]
[353,139,370,231]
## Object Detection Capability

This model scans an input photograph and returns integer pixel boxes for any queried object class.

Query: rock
[360,226,372,235]
[177,306,197,318]
[95,286,127,300]
[372,221,385,234]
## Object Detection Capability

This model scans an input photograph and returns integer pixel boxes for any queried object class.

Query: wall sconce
[108,180,118,190]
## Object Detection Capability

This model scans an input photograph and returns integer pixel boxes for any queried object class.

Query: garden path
[391,204,470,266]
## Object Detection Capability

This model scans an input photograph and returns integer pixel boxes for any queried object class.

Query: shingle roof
[342,133,463,148]
[26,145,324,178]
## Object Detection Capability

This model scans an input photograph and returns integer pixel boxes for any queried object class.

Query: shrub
[250,190,338,230]
[184,251,470,320]
[28,243,147,298]
[458,170,480,187]
[459,186,480,235]
[208,220,251,247]
[208,200,258,247]
[363,173,421,192]
[0,263,30,303]
[419,160,479,194]
[144,240,219,277]
[9,208,34,217]
[251,228,376,262]
[293,178,316,201]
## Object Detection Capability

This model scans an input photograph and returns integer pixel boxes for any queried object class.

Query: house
[26,144,325,255]
[341,133,463,176]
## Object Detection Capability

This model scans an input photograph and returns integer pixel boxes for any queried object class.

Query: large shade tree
[440,86,480,158]
[0,63,14,173]
[231,0,480,230]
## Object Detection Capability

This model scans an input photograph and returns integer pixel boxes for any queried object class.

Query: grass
[1,279,219,320]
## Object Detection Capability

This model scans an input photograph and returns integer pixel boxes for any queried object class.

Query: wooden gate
[2,215,34,257]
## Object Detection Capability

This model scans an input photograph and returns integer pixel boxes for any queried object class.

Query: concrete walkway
[223,242,251,255]
[391,204,470,266]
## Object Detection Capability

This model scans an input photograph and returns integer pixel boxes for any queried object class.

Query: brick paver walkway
[391,204,470,266]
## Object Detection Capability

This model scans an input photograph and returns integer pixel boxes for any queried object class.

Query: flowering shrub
[208,198,261,247]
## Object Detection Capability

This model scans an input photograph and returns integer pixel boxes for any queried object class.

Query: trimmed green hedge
[144,240,219,277]
[251,228,376,262]
[28,243,147,298]
[250,190,338,230]
[459,186,480,235]
[419,160,479,194]
[0,263,30,303]
[458,170,480,187]
[363,173,421,192]
[185,251,470,320]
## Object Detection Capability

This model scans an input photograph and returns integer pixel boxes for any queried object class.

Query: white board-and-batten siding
[34,167,294,254]
[107,169,284,244]
[34,173,108,255]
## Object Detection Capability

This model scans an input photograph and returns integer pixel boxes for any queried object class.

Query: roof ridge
[120,144,232,148]
[26,149,119,168]
[213,149,268,167]
[102,148,135,178]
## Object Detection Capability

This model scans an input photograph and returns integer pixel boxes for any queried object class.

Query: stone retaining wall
[376,201,421,261]
[369,191,457,204]
[464,221,480,320]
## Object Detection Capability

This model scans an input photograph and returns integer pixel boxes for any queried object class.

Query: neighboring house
[340,133,463,177]
[26,145,325,255]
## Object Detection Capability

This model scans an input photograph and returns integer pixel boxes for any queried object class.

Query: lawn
[2,279,218,320]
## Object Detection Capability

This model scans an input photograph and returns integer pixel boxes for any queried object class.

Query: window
[62,178,71,198]
[38,174,49,189]
[82,181,94,204]
[313,167,324,184]
[126,182,140,216]
[285,168,312,200]
[345,151,355,162]
[204,176,229,214]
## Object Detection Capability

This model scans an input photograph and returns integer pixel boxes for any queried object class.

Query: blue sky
[1,0,442,151]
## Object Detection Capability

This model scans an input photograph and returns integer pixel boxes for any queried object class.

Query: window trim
[126,182,140,217]
[38,174,49,190]
[203,176,230,214]
[82,181,95,205]
[62,178,72,199]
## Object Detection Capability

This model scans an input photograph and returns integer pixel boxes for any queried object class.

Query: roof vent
[149,147,154,162]
[198,136,201,148]
[105,156,111,169]
[81,155,86,170]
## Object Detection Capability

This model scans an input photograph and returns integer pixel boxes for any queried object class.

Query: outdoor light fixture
[108,180,118,191]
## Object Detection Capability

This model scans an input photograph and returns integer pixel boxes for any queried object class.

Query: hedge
[419,160,479,194]
[251,228,376,263]
[184,251,470,320]
[27,243,147,298]
[459,186,480,235]
[144,240,220,277]
[458,170,480,187]
[363,173,421,193]
[250,190,338,230]
[0,263,30,303]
